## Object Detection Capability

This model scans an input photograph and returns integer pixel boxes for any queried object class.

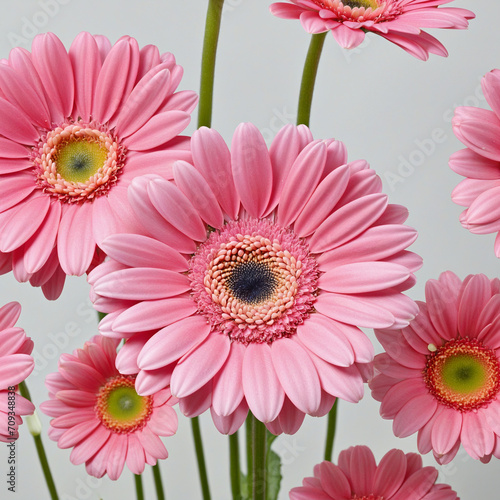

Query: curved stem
[152,462,165,500]
[229,432,241,500]
[252,414,267,500]
[18,381,59,500]
[135,474,144,500]
[191,417,211,500]
[297,32,327,127]
[323,399,338,462]
[198,0,225,128]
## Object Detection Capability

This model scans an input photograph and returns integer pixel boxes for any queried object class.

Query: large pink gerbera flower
[370,271,500,464]
[450,70,500,257]
[0,32,197,299]
[90,123,421,434]
[270,0,474,60]
[289,445,459,499]
[40,335,177,479]
[0,301,35,442]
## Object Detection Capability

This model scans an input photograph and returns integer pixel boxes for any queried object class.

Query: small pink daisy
[370,271,500,464]
[90,123,421,435]
[289,445,459,499]
[450,69,500,257]
[40,335,177,479]
[0,301,35,442]
[0,32,197,299]
[270,0,474,60]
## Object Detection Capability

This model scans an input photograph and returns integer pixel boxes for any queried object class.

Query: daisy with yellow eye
[370,271,500,464]
[270,0,474,60]
[0,32,197,299]
[40,335,178,480]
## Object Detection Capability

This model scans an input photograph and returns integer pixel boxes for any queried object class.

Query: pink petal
[317,461,351,499]
[449,148,500,180]
[390,467,438,500]
[272,338,321,414]
[171,334,230,397]
[178,381,212,417]
[231,123,272,218]
[212,342,246,417]
[277,141,327,227]
[0,354,33,387]
[431,406,462,455]
[135,364,175,396]
[330,23,366,49]
[137,316,211,370]
[0,302,21,330]
[461,411,495,459]
[57,203,95,276]
[211,400,248,435]
[147,405,177,436]
[393,394,437,438]
[373,449,406,498]
[242,343,285,422]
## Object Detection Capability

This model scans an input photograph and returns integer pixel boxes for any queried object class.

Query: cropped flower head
[90,123,421,435]
[0,301,35,442]
[450,69,500,257]
[0,32,197,299]
[40,335,177,479]
[371,271,500,464]
[270,0,474,60]
[289,445,459,500]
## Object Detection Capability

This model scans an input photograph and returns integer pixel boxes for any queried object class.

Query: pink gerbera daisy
[89,123,421,435]
[40,335,178,479]
[0,301,35,442]
[270,0,474,60]
[289,445,459,499]
[0,32,197,299]
[370,271,500,464]
[450,70,500,257]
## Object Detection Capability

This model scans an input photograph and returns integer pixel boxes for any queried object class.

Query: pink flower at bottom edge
[40,335,178,479]
[270,0,474,60]
[289,445,459,500]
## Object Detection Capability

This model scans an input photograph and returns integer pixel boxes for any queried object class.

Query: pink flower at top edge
[289,445,459,499]
[0,32,197,299]
[450,69,500,257]
[370,271,500,464]
[270,0,474,60]
[39,335,178,480]
[0,301,35,442]
[89,122,421,435]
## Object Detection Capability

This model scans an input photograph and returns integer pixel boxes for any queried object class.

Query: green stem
[296,32,327,127]
[252,414,267,500]
[135,474,144,500]
[198,0,225,128]
[18,382,59,500]
[229,432,241,500]
[246,415,253,499]
[152,462,165,500]
[323,400,338,462]
[191,417,211,500]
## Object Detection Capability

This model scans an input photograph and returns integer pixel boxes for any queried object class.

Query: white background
[0,0,498,499]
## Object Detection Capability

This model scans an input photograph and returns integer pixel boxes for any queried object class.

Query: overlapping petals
[0,32,197,299]
[0,301,35,442]
[270,0,474,60]
[90,123,421,435]
[40,335,178,479]
[450,69,500,257]
[370,271,500,464]
[289,445,459,499]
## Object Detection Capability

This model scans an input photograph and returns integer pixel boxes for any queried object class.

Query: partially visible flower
[370,272,500,464]
[89,123,421,435]
[0,301,35,442]
[0,32,197,299]
[450,69,500,257]
[289,445,459,499]
[270,1,474,60]
[40,335,177,479]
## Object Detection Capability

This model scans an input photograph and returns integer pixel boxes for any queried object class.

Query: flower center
[95,375,153,433]
[424,338,500,412]
[311,0,390,22]
[189,219,318,344]
[33,122,126,203]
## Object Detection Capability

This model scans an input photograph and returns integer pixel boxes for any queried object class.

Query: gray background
[0,0,498,498]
